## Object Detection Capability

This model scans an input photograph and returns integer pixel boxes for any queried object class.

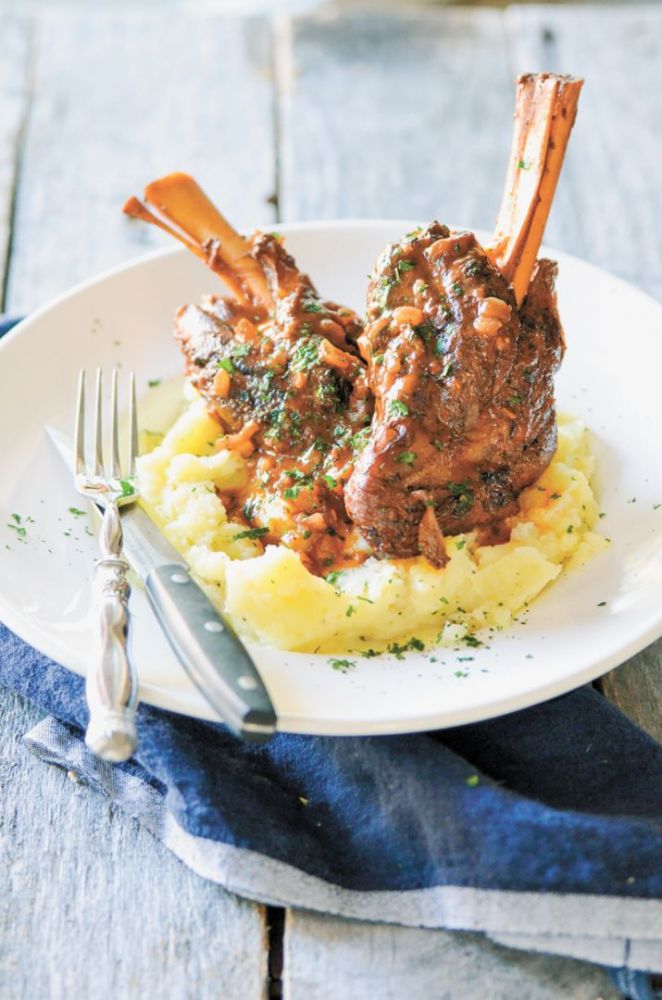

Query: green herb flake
[455,539,466,550]
[451,282,464,297]
[217,357,236,373]
[68,507,86,517]
[447,481,474,516]
[466,774,480,787]
[597,601,607,607]
[329,658,356,673]
[395,451,416,466]
[463,634,483,648]
[232,342,252,359]
[389,399,409,418]
[233,526,269,541]
[119,479,136,498]
[7,523,26,539]
[147,378,161,388]
[346,605,356,618]
[303,301,324,314]
[322,474,337,490]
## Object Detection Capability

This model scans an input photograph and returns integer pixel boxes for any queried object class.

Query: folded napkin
[1,316,661,1000]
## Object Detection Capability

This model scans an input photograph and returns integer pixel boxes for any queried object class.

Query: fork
[74,367,140,762]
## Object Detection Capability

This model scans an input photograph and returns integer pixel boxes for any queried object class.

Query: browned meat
[126,73,582,573]
[343,73,581,563]
[175,232,369,457]
[125,175,372,574]
[344,230,564,559]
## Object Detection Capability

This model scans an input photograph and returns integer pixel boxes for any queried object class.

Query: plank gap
[266,905,286,999]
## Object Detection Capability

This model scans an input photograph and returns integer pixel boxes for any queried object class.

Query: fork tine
[93,368,104,477]
[128,371,138,477]
[110,368,121,479]
[74,369,86,477]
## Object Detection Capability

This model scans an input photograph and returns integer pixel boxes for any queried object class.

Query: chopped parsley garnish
[284,486,303,500]
[387,637,425,659]
[147,378,161,387]
[7,523,26,539]
[395,258,416,280]
[463,634,483,648]
[395,451,416,466]
[68,507,86,517]
[346,605,356,618]
[322,474,337,490]
[451,282,464,297]
[303,301,324,313]
[217,357,236,373]
[466,774,480,787]
[440,361,454,379]
[389,399,409,418]
[597,601,607,607]
[550,492,561,500]
[506,393,522,407]
[325,570,344,588]
[232,342,252,358]
[233,526,269,541]
[447,481,474,516]
[119,479,136,498]
[291,339,319,372]
[329,658,356,673]
[455,539,466,550]
[350,426,371,451]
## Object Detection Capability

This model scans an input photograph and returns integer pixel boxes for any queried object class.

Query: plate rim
[2,217,661,734]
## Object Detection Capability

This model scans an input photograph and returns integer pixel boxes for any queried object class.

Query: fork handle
[85,504,139,762]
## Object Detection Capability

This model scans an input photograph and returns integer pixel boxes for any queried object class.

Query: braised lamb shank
[125,72,582,572]
[345,73,582,562]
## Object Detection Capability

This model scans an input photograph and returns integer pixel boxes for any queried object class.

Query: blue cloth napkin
[1,315,661,1000]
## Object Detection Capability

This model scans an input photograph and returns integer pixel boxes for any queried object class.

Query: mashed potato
[137,387,607,654]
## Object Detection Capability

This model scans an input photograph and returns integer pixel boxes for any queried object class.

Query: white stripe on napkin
[23,716,662,974]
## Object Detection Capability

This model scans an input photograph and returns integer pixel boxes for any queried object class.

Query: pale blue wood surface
[0,6,658,998]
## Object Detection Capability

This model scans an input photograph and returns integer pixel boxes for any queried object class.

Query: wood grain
[4,10,277,314]
[278,8,514,230]
[507,3,662,302]
[0,689,267,999]
[0,15,31,308]
[0,11,276,997]
[507,3,662,738]
[283,909,621,1000]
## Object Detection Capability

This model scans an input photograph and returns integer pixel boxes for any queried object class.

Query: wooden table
[0,5,660,997]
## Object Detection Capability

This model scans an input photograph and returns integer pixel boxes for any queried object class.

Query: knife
[46,426,277,742]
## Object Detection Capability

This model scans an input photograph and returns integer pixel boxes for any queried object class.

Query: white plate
[1,221,661,735]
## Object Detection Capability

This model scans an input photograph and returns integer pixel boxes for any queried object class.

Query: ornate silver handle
[85,501,139,762]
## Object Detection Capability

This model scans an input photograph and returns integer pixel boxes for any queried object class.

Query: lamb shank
[125,72,582,572]
[345,73,582,562]
[124,174,372,571]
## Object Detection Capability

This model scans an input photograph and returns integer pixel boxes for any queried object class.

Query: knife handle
[144,564,277,741]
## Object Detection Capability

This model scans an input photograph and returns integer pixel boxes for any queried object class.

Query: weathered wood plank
[0,10,275,997]
[0,14,31,308]
[601,639,662,743]
[506,3,662,302]
[508,3,662,736]
[278,8,514,230]
[283,910,620,1000]
[0,688,267,999]
[4,10,276,314]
